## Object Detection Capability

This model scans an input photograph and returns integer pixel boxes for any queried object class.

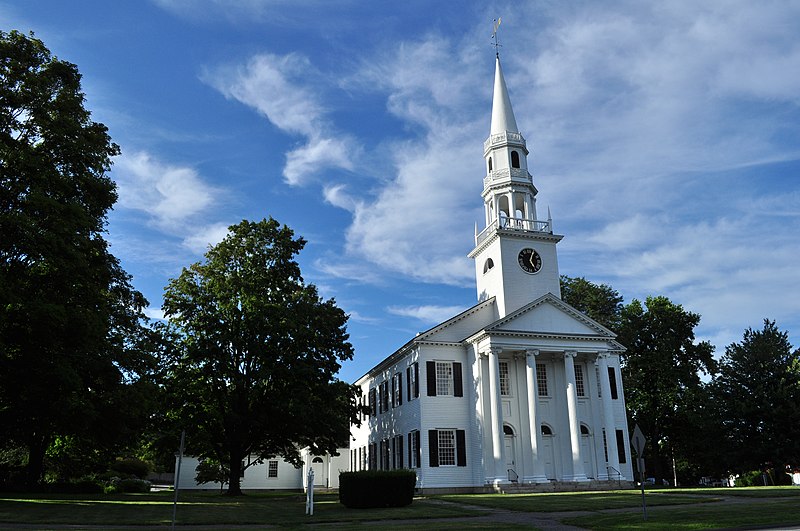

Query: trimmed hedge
[339,470,416,508]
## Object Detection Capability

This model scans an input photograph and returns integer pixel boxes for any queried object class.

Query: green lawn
[564,498,800,530]
[2,486,799,529]
[0,491,480,527]
[437,490,719,512]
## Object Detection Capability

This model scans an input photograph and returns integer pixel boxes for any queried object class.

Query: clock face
[518,248,542,274]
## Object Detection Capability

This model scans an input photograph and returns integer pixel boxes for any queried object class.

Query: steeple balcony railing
[483,131,526,153]
[475,216,552,245]
[483,167,532,188]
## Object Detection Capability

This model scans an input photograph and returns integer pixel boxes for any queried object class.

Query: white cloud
[113,151,220,229]
[204,53,359,186]
[387,304,467,325]
[181,222,232,254]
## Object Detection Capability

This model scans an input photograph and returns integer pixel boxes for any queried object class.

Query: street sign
[631,424,646,457]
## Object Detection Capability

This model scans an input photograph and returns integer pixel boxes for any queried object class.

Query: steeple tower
[468,56,563,318]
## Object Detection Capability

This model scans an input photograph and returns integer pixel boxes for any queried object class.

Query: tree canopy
[560,275,623,332]
[161,218,361,495]
[617,296,716,483]
[0,30,155,485]
[711,320,800,474]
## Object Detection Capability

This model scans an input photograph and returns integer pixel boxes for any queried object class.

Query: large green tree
[161,218,361,495]
[711,320,800,475]
[617,296,716,484]
[0,31,155,484]
[560,275,623,331]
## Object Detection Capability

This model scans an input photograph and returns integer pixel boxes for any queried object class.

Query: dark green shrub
[109,477,151,493]
[339,470,416,508]
[110,458,151,479]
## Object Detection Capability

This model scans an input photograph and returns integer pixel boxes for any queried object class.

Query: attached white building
[174,449,348,491]
[348,55,633,492]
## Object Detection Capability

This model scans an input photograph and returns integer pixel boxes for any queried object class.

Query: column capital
[488,346,503,356]
[525,349,540,358]
[564,350,577,359]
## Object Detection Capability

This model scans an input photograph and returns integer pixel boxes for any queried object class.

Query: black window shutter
[397,436,404,468]
[456,429,467,466]
[397,372,403,405]
[407,432,412,467]
[414,363,420,398]
[369,388,376,416]
[415,430,421,467]
[391,437,396,469]
[406,366,412,399]
[428,430,439,467]
[616,430,627,464]
[453,362,463,397]
[426,361,437,396]
[391,376,396,408]
[608,367,619,400]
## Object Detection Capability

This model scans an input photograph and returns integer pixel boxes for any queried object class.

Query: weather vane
[491,17,502,57]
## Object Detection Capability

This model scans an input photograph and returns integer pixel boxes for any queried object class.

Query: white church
[347,55,633,492]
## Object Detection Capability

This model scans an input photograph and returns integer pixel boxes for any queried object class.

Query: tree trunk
[25,434,49,486]
[226,454,243,496]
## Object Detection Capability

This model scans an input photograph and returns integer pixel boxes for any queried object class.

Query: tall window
[368,442,377,470]
[436,362,453,395]
[437,429,456,466]
[536,363,548,396]
[369,388,377,416]
[408,430,420,468]
[393,434,404,469]
[267,460,278,478]
[381,380,389,411]
[406,362,419,400]
[427,361,463,397]
[499,360,511,396]
[574,364,585,397]
[428,429,466,467]
[380,439,390,470]
[392,372,403,407]
[616,430,627,463]
[511,150,520,168]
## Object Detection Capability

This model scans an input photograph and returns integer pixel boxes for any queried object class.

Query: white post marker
[306,469,315,516]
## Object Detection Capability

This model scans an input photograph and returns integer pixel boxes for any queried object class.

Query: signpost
[305,469,315,516]
[631,424,647,521]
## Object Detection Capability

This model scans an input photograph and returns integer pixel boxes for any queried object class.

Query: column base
[566,474,590,482]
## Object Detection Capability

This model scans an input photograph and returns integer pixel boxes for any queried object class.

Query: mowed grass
[0,490,481,527]
[437,489,719,512]
[2,486,798,529]
[564,497,800,530]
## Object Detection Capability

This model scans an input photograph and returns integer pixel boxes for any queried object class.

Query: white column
[525,349,548,483]
[487,346,507,483]
[564,351,588,481]
[598,353,621,480]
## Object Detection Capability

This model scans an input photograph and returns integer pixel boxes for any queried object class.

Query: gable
[486,294,614,338]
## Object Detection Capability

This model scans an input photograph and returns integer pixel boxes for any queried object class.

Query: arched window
[488,157,493,171]
[511,150,520,168]
[503,424,515,436]
[580,424,590,436]
[541,425,553,436]
[312,457,323,463]
[483,258,494,273]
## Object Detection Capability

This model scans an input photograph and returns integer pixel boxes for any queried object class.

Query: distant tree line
[562,276,800,486]
[1,30,797,493]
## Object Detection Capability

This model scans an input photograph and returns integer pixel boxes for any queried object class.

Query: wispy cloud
[204,53,358,186]
[387,304,468,325]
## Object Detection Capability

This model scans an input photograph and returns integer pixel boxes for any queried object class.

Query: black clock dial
[518,248,542,274]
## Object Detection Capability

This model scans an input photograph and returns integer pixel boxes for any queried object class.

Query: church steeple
[490,56,519,135]
[469,54,564,318]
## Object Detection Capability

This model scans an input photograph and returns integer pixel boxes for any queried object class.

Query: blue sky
[6,0,800,382]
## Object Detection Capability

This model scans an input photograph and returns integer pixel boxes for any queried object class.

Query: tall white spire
[489,55,519,135]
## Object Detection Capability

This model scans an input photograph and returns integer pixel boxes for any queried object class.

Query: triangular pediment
[484,293,617,339]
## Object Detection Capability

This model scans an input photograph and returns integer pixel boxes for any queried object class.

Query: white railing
[484,131,526,152]
[483,167,532,188]
[475,217,552,245]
